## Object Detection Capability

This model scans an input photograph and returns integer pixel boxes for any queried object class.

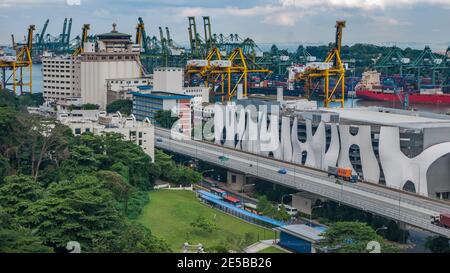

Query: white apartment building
[58,110,155,162]
[42,53,80,102]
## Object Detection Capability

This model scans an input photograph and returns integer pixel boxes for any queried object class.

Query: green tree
[425,236,450,253]
[106,100,132,116]
[23,175,121,251]
[257,195,277,217]
[80,103,99,110]
[274,205,291,222]
[154,110,179,129]
[0,207,52,253]
[93,221,171,253]
[0,175,43,217]
[190,215,217,233]
[168,165,202,186]
[96,170,134,214]
[317,222,400,253]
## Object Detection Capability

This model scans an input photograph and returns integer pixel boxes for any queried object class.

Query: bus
[243,202,261,215]
[210,187,227,198]
[223,195,242,207]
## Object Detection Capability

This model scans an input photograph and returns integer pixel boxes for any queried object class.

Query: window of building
[75,128,81,135]
[231,175,237,184]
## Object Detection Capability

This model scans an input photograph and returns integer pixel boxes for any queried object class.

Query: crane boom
[72,24,90,56]
[38,19,49,45]
[333,21,346,67]
[66,18,72,45]
[27,25,36,53]
[165,27,172,47]
[61,18,67,44]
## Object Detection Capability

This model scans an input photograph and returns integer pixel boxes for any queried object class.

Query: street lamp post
[202,169,215,176]
[201,169,215,186]
[375,226,388,234]
[310,205,323,227]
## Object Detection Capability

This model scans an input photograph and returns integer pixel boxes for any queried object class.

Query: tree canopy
[0,102,171,252]
[106,99,133,116]
[317,222,400,253]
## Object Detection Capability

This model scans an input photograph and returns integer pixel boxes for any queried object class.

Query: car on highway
[218,155,229,161]
[278,168,287,175]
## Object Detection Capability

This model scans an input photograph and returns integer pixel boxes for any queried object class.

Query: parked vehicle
[156,137,163,143]
[328,166,358,183]
[278,204,298,216]
[244,202,261,215]
[431,213,450,228]
[278,168,287,175]
[210,187,227,198]
[223,195,242,207]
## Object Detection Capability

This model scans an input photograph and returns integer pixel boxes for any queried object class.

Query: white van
[278,204,298,217]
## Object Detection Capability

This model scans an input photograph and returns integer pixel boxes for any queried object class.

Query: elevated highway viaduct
[155,127,450,238]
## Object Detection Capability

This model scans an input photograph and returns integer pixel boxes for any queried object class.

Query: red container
[440,214,450,228]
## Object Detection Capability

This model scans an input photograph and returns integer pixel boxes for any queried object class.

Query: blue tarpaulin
[197,190,223,200]
[197,191,286,227]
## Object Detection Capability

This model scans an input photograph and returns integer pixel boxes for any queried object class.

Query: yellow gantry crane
[186,47,270,101]
[296,21,347,108]
[0,25,35,94]
[72,24,90,56]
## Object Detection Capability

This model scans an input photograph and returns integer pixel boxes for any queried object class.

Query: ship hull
[356,90,450,105]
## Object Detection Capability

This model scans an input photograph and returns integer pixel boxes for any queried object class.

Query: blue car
[156,137,163,143]
[278,168,287,175]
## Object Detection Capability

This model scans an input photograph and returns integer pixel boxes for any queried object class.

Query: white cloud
[93,8,111,19]
[280,0,450,9]
[0,0,63,7]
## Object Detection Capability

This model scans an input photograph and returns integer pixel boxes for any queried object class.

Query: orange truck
[328,166,358,183]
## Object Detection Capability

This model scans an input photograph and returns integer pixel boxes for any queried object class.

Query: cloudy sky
[1,0,449,50]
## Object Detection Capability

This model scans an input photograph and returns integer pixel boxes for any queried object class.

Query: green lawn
[137,190,276,252]
[257,246,289,253]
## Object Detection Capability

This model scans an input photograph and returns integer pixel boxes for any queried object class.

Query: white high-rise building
[74,23,141,109]
[42,24,142,109]
[42,53,80,102]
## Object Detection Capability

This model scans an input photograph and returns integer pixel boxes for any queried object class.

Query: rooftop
[322,107,450,129]
[276,224,325,242]
[97,23,131,40]
[131,91,193,100]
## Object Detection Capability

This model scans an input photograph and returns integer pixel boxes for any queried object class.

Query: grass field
[137,190,276,252]
[257,246,289,253]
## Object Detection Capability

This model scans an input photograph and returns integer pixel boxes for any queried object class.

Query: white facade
[73,24,142,110]
[212,104,450,198]
[42,54,80,102]
[77,54,141,109]
[153,67,184,93]
[106,76,152,104]
[153,67,209,104]
[58,110,155,162]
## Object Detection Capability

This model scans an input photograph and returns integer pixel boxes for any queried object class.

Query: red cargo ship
[355,71,450,105]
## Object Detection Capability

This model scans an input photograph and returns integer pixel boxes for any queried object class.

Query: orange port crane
[186,47,271,101]
[0,25,35,94]
[295,21,347,108]
[72,24,90,56]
